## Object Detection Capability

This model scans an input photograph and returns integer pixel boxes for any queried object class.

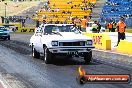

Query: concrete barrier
[117,40,132,54]
[16,27,35,32]
[0,23,21,30]
[83,32,111,50]
[0,23,35,33]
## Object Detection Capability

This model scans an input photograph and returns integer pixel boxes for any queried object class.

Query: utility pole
[4,2,7,24]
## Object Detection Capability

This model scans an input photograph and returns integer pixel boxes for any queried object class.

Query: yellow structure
[0,23,35,32]
[0,23,21,29]
[17,27,35,32]
[117,40,132,55]
[83,32,111,50]
[32,0,96,23]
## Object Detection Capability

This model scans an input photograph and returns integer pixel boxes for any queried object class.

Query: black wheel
[32,45,40,59]
[8,36,10,40]
[83,50,92,64]
[3,37,7,40]
[43,47,52,64]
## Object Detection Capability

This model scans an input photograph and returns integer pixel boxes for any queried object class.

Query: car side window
[44,26,53,35]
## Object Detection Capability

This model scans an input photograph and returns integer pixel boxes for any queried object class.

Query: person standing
[21,18,26,27]
[97,21,101,33]
[1,16,4,23]
[36,20,39,28]
[55,19,60,24]
[81,16,88,32]
[40,20,46,27]
[116,17,126,46]
[112,21,116,32]
[42,14,46,19]
[76,18,81,31]
[92,21,98,33]
[108,22,113,32]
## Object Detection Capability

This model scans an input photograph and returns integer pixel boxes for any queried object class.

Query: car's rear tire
[43,47,52,64]
[32,45,40,59]
[8,36,10,40]
[83,50,92,64]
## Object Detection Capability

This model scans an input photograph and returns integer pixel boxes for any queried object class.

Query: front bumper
[48,46,95,53]
[0,35,9,39]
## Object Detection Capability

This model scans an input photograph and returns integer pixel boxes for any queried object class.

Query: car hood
[43,32,92,41]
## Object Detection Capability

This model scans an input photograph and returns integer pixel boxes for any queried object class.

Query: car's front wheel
[43,47,52,64]
[3,37,7,40]
[83,50,92,64]
[32,45,40,59]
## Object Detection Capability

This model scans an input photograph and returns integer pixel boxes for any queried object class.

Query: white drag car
[30,24,94,64]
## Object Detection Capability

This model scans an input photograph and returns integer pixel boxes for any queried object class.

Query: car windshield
[44,25,81,35]
[0,27,7,31]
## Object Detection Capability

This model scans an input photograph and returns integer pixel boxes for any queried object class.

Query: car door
[38,28,44,53]
[34,28,42,52]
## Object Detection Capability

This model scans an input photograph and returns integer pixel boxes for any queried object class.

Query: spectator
[40,20,46,27]
[67,1,72,4]
[71,6,73,9]
[26,15,29,19]
[71,18,75,24]
[21,19,26,27]
[82,0,86,3]
[52,3,56,8]
[89,14,92,19]
[89,7,93,12]
[40,8,43,12]
[112,21,116,32]
[76,18,81,31]
[36,20,39,28]
[6,18,9,24]
[55,19,60,24]
[63,19,67,24]
[92,21,98,33]
[116,17,126,46]
[108,22,113,32]
[56,8,60,12]
[47,0,50,4]
[97,21,101,33]
[67,10,71,14]
[1,16,4,23]
[42,14,46,19]
[81,16,88,32]
[62,10,65,14]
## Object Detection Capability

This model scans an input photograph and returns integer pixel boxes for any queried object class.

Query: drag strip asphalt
[0,33,131,88]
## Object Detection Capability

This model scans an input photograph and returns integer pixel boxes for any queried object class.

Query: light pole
[4,3,7,24]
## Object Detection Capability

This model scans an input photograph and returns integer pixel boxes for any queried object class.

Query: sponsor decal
[76,66,130,85]
[93,36,102,45]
